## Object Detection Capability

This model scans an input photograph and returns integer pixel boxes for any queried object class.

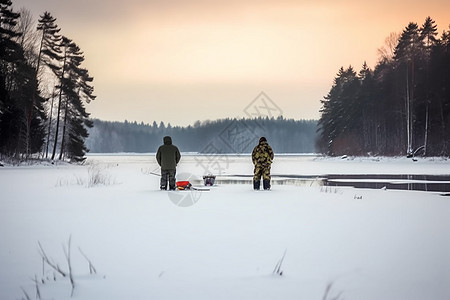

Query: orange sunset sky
[12,0,450,126]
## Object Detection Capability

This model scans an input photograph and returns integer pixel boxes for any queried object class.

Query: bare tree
[15,7,38,65]
[377,32,400,62]
[15,8,41,157]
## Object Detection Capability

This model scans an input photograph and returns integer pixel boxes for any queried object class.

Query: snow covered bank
[1,155,449,299]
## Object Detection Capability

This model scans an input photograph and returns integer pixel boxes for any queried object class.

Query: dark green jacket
[156,136,181,170]
[252,140,274,166]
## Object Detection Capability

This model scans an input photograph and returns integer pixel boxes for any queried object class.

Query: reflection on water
[323,174,450,193]
[217,174,450,193]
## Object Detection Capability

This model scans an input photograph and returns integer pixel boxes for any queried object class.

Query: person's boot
[263,180,271,190]
[253,180,260,190]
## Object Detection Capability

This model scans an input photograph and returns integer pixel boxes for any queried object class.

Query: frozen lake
[86,153,450,193]
[1,154,449,300]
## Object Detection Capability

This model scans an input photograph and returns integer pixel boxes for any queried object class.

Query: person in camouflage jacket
[251,137,274,190]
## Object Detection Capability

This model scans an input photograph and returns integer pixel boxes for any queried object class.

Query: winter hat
[259,137,267,143]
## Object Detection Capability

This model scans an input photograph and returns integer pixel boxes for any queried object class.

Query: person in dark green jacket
[156,136,181,190]
[252,137,274,190]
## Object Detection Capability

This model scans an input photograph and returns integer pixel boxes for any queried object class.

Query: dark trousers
[160,169,176,190]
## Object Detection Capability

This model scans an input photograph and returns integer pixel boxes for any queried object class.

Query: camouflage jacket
[252,140,274,166]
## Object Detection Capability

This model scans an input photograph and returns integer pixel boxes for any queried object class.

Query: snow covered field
[1,154,450,300]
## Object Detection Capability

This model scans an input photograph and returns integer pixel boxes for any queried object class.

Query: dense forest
[0,0,94,162]
[318,17,450,157]
[86,118,318,154]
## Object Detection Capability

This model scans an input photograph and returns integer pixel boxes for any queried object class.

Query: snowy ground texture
[1,154,450,300]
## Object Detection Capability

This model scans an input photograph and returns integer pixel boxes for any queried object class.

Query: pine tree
[419,17,438,155]
[428,26,450,155]
[420,17,438,58]
[61,67,95,161]
[318,66,359,155]
[0,1,16,139]
[357,62,377,154]
[0,0,21,121]
[50,36,94,161]
[36,12,62,157]
[0,0,45,157]
[0,0,21,60]
[394,22,424,155]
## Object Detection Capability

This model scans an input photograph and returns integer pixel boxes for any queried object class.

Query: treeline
[0,0,94,162]
[318,17,450,156]
[86,118,318,153]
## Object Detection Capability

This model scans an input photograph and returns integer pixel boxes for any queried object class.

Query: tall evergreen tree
[318,66,359,155]
[51,36,95,161]
[421,17,438,58]
[428,26,450,155]
[419,17,439,154]
[0,0,46,157]
[356,62,377,154]
[36,12,62,157]
[0,0,21,60]
[394,22,424,155]
[0,0,21,118]
[50,36,69,160]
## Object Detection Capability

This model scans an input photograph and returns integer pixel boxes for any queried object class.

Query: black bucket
[203,175,216,186]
